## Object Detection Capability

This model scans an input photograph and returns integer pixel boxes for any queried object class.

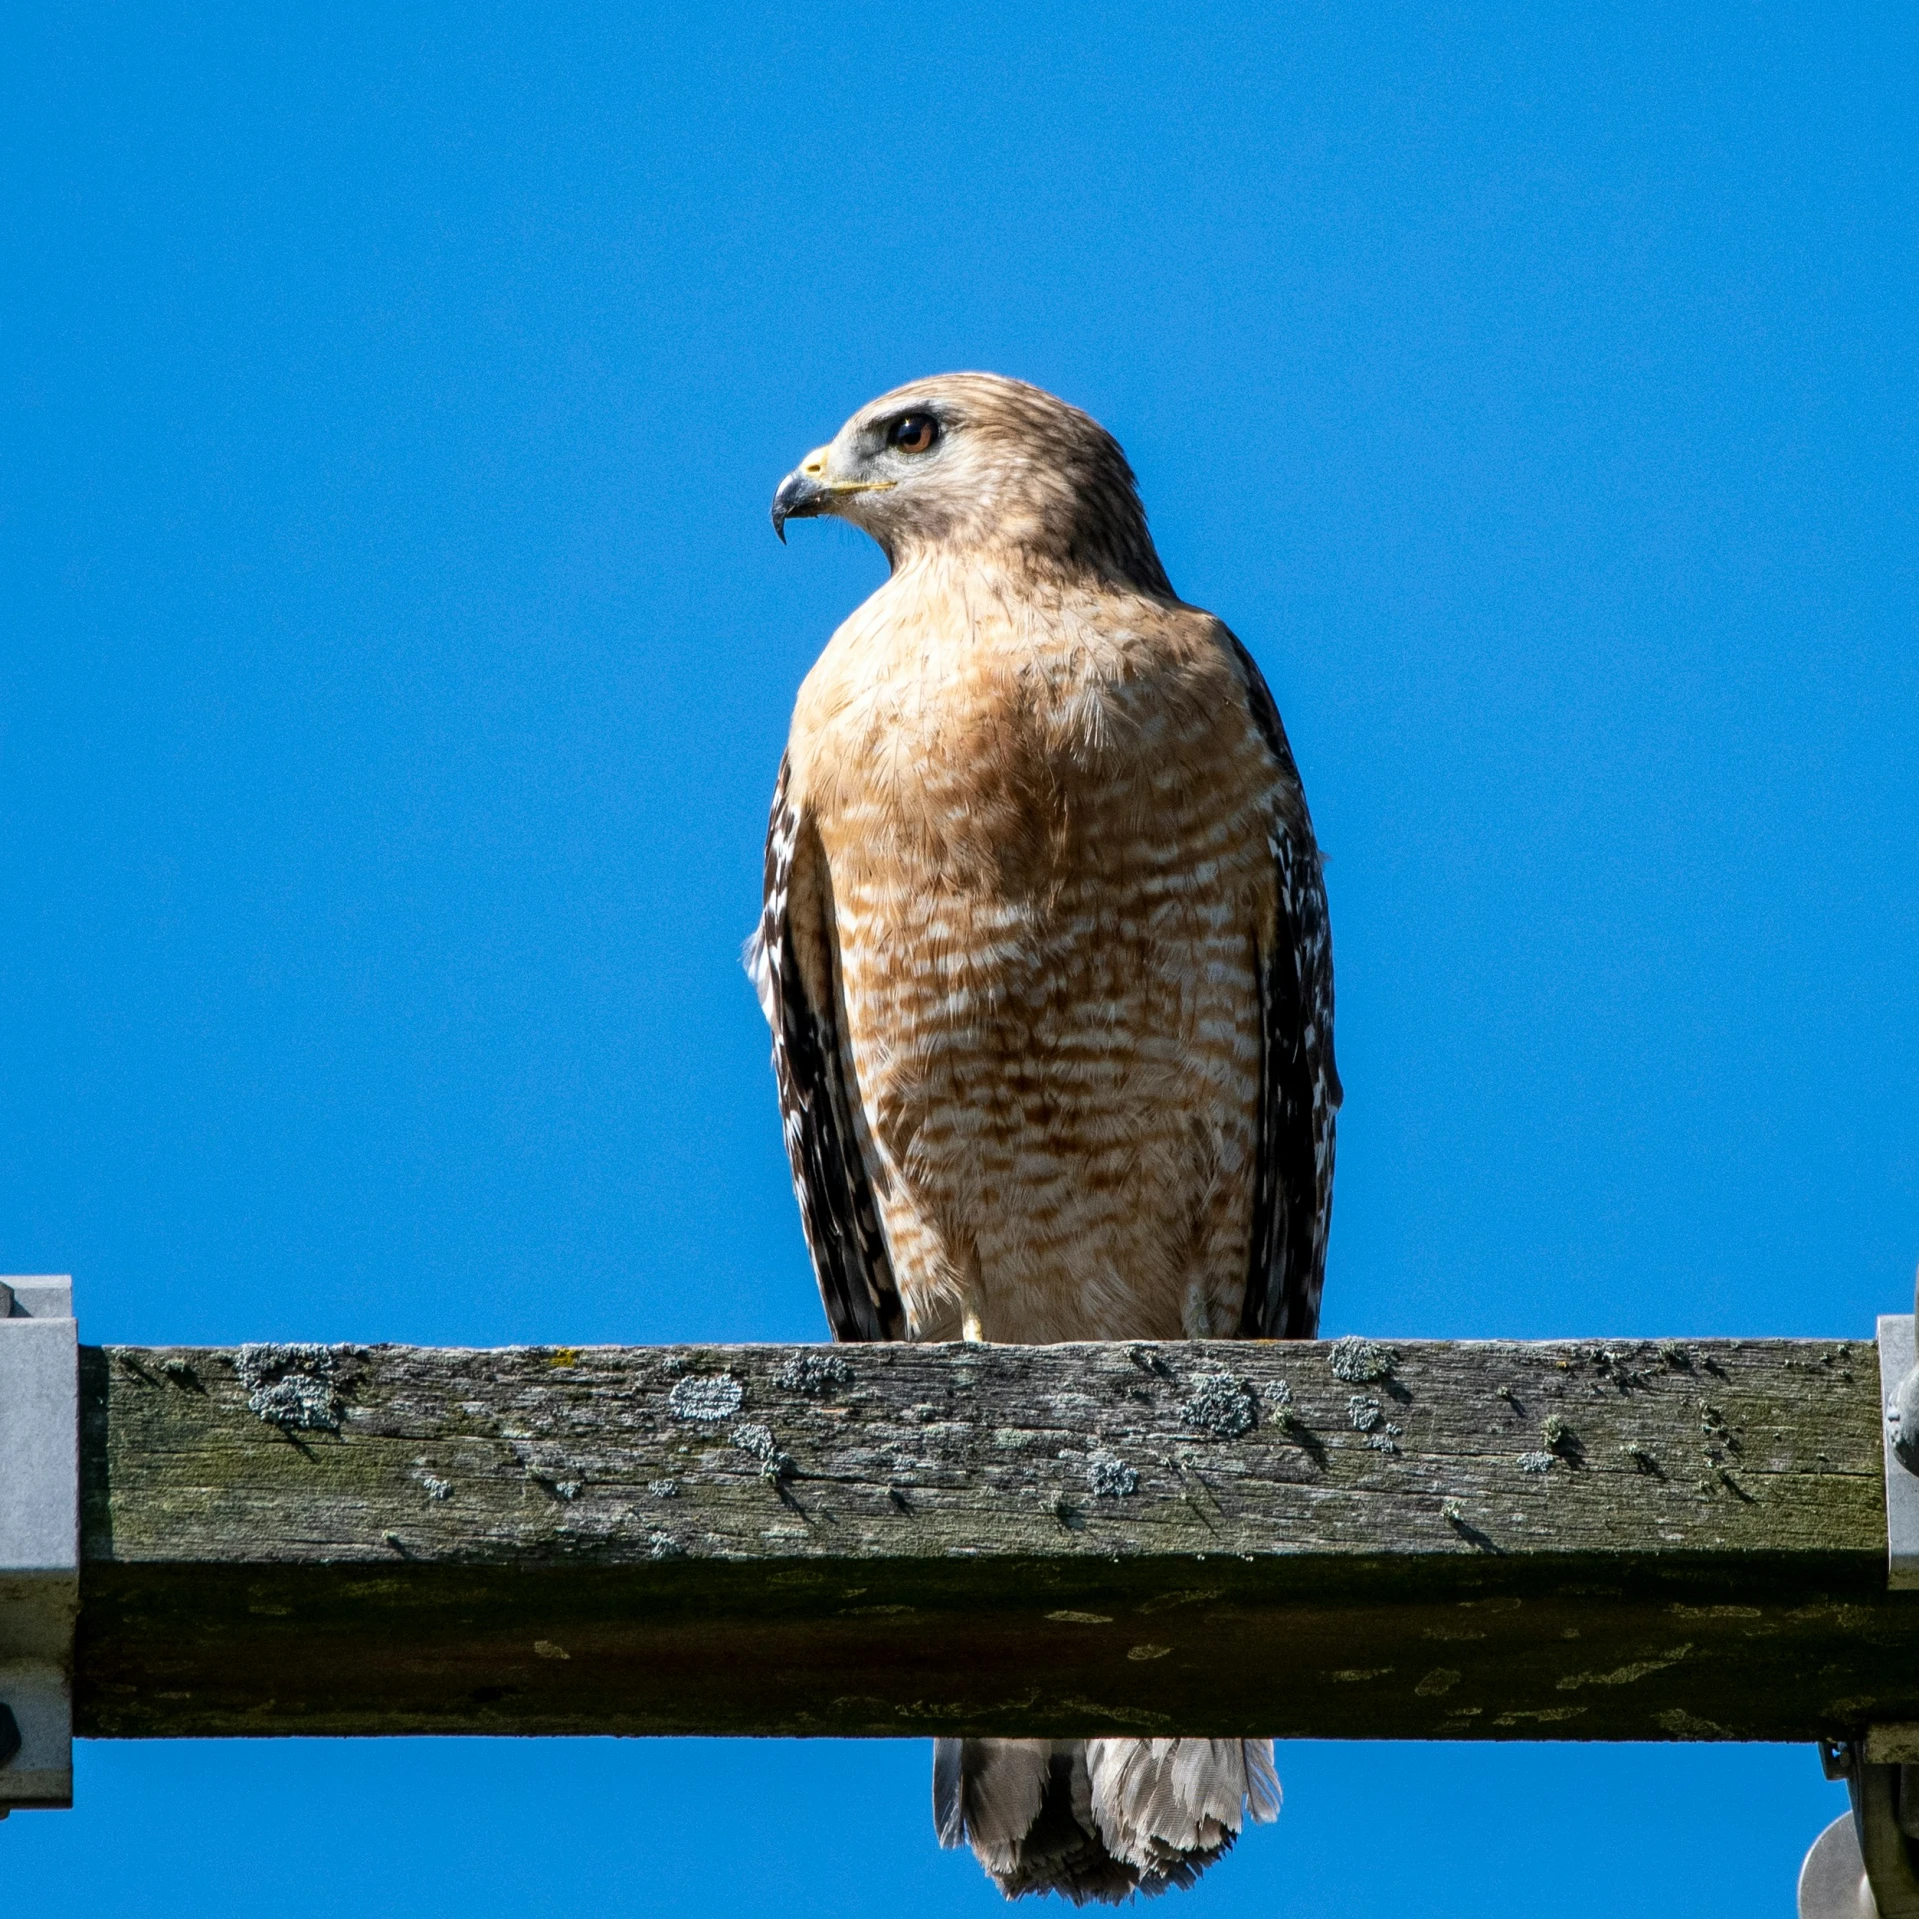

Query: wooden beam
[77,1335,1902,1743]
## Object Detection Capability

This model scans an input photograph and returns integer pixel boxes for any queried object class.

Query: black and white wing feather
[746,756,906,1343]
[1227,637,1341,1342]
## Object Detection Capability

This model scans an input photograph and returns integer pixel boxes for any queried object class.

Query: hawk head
[772,373,1172,595]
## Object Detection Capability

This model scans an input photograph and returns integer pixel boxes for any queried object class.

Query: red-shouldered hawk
[748,374,1338,1904]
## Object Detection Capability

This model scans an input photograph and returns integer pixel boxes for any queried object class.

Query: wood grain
[77,1336,1910,1741]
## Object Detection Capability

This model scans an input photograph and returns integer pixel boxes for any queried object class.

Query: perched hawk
[749,374,1338,1903]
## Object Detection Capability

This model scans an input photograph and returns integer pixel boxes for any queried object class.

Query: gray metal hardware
[0,1276,78,1817]
[1881,1302,1919,1589]
[1802,1292,1919,1914]
[1802,1808,1876,1919]
[1802,1738,1919,1919]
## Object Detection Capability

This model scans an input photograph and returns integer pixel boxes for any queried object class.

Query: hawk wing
[1227,636,1341,1341]
[746,755,906,1342]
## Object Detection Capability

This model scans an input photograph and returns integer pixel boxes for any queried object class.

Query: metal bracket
[1800,1297,1919,1914]
[1802,1736,1919,1918]
[0,1276,78,1817]
[1880,1309,1919,1589]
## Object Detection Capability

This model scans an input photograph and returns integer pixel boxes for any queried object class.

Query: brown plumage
[749,373,1338,1902]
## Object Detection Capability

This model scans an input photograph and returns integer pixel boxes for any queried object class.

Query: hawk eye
[886,413,940,455]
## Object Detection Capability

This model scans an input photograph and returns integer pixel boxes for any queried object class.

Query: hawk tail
[933,1736,1279,1903]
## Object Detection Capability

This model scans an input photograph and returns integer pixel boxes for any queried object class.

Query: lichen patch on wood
[73,1337,1898,1742]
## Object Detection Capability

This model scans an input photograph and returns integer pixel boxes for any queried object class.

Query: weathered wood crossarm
[72,1334,1911,1744]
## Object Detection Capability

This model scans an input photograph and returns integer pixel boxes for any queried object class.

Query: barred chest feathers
[783,558,1284,1345]
[760,370,1334,1909]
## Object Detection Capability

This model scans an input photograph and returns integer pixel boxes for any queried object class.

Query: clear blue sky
[4,4,1913,1911]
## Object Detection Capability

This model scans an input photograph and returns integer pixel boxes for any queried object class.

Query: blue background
[4,3,1913,1909]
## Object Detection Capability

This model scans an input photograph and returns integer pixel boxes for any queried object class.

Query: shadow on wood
[75,1336,1909,1742]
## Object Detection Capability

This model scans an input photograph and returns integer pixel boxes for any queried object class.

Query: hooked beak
[771,446,896,543]
[770,466,828,543]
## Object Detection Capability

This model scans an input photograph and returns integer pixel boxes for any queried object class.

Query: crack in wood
[71,1337,1904,1741]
